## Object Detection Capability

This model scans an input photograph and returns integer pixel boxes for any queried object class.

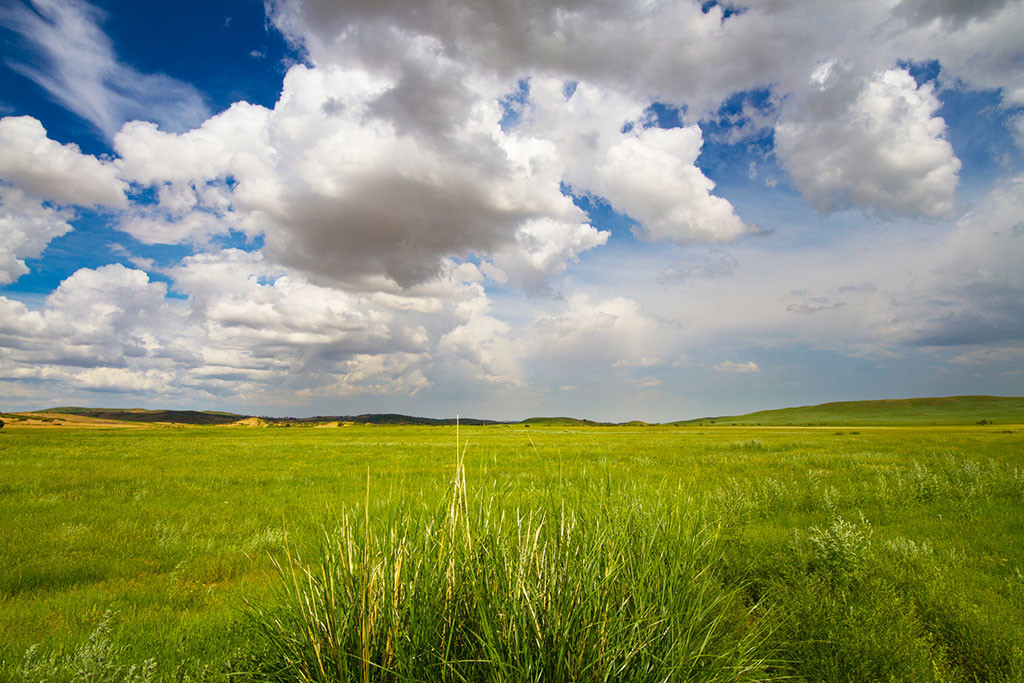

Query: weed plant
[243,455,773,682]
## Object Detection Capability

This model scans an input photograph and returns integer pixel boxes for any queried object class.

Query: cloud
[265,0,765,111]
[895,0,1015,27]
[106,58,737,292]
[522,79,755,245]
[112,103,272,245]
[894,174,1024,347]
[483,218,609,293]
[327,352,430,398]
[776,66,960,218]
[266,0,1024,117]
[117,204,239,246]
[900,283,1024,347]
[113,64,597,289]
[615,357,663,369]
[0,264,190,374]
[0,116,129,283]
[56,0,1018,296]
[786,291,846,314]
[633,172,1024,362]
[522,294,678,388]
[254,0,1024,254]
[0,252,497,405]
[1010,113,1024,151]
[0,186,74,284]
[658,249,737,284]
[113,102,272,186]
[899,1,1024,105]
[2,0,209,137]
[168,249,398,358]
[715,360,760,373]
[0,116,127,206]
[96,2,755,291]
[786,303,845,314]
[0,255,649,409]
[949,346,1024,365]
[3,0,1024,416]
[437,293,522,387]
[75,367,174,393]
[600,126,754,243]
[162,249,523,402]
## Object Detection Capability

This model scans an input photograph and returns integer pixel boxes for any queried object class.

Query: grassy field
[1,421,1023,680]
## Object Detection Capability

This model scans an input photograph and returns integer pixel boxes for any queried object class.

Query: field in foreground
[1,423,1023,681]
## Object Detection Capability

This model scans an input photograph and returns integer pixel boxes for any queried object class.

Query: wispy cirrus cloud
[1,0,209,138]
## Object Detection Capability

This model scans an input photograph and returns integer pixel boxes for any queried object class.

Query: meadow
[1,421,1022,681]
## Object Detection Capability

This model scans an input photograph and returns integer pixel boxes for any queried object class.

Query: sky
[0,0,1023,421]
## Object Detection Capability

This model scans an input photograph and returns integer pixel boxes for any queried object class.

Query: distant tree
[0,418,4,429]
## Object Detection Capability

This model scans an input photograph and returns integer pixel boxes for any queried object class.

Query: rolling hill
[21,409,502,427]
[521,416,602,426]
[42,407,248,425]
[6,395,1021,428]
[673,395,1024,426]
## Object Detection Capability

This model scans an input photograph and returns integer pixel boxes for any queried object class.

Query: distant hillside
[20,409,503,427]
[522,416,600,426]
[265,414,503,426]
[521,417,650,427]
[674,395,1024,426]
[23,396,1023,428]
[44,408,247,425]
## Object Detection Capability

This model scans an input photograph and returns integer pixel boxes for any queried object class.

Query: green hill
[519,417,650,426]
[521,417,602,426]
[271,414,502,426]
[674,395,1024,426]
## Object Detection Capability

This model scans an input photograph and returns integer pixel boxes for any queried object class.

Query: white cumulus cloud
[0,116,127,283]
[0,187,74,284]
[776,67,960,218]
[0,115,127,206]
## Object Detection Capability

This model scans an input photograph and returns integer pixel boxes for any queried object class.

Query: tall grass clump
[242,454,772,681]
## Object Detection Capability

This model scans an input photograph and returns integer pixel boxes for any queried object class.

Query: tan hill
[0,411,149,428]
[229,417,271,427]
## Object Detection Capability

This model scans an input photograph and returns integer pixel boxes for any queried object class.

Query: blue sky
[1,0,1023,420]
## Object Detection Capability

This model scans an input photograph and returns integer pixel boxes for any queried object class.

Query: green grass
[247,464,771,681]
[676,394,1024,426]
[1,423,1022,681]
